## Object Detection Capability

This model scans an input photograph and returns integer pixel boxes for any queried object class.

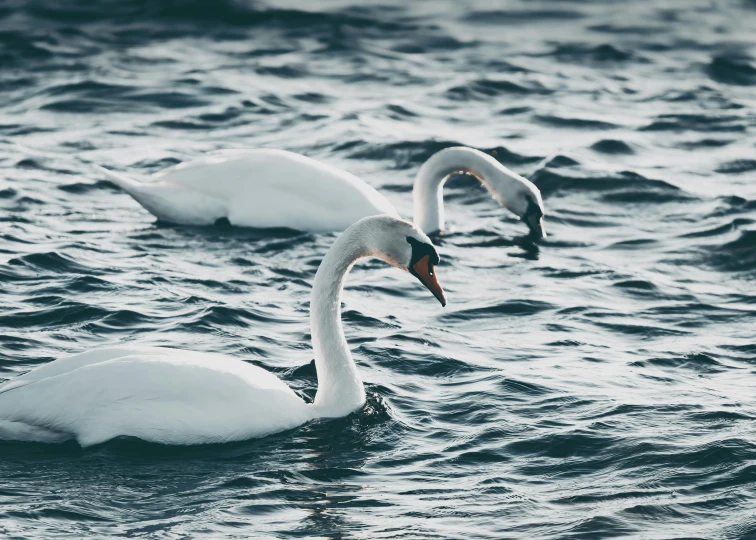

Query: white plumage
[0,347,309,446]
[97,149,398,231]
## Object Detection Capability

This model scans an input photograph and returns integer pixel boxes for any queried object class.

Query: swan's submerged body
[98,149,398,231]
[99,147,545,238]
[0,216,444,447]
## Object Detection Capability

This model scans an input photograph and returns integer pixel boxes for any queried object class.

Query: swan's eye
[406,237,440,268]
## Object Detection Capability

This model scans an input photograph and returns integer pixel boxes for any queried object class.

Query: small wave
[507,429,618,459]
[391,36,474,54]
[703,229,756,272]
[671,438,755,469]
[25,1,417,33]
[150,110,246,131]
[705,196,756,218]
[549,43,638,63]
[363,344,477,378]
[41,81,213,113]
[498,377,551,398]
[588,23,662,35]
[57,179,117,194]
[715,159,756,174]
[609,238,657,249]
[535,115,618,130]
[342,309,399,330]
[440,300,553,322]
[543,155,580,168]
[648,86,744,110]
[531,168,689,203]
[497,106,532,116]
[15,158,76,175]
[7,507,113,523]
[0,124,55,136]
[690,410,754,422]
[642,301,749,327]
[561,516,634,538]
[0,30,53,65]
[384,104,418,120]
[0,76,37,93]
[336,139,541,170]
[676,138,733,150]
[7,251,106,275]
[631,353,725,374]
[613,279,658,294]
[445,78,552,101]
[90,309,155,332]
[680,217,754,238]
[590,319,689,337]
[0,301,110,330]
[40,81,133,113]
[255,65,308,78]
[464,9,584,24]
[591,139,635,154]
[292,92,331,104]
[641,113,746,132]
[179,304,298,331]
[706,54,756,86]
[132,91,215,108]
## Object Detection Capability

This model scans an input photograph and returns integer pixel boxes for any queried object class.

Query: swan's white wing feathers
[1,346,155,388]
[0,346,151,396]
[146,149,398,230]
[0,379,32,396]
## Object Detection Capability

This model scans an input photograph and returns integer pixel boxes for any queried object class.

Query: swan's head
[489,173,546,240]
[360,216,446,306]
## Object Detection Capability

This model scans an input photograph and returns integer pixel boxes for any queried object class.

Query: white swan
[0,215,446,447]
[96,146,546,238]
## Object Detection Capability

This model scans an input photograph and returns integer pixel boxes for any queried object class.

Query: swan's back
[152,149,398,230]
[0,347,310,446]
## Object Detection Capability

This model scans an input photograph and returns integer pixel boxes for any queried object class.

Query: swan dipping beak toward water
[95,146,545,239]
[0,215,445,447]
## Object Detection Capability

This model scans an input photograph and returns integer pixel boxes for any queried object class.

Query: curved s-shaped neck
[310,225,371,418]
[412,147,507,234]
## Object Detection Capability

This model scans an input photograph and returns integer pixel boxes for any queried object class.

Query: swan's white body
[0,216,442,447]
[0,347,309,446]
[97,149,398,231]
[98,147,545,237]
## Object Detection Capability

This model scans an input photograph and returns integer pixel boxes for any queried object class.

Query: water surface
[0,0,755,538]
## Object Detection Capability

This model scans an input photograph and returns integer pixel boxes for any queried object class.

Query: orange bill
[412,255,446,307]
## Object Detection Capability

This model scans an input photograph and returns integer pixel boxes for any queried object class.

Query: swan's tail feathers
[94,164,143,193]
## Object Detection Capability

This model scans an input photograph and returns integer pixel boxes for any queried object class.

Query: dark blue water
[1,0,755,537]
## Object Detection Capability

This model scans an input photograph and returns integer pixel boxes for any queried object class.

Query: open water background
[0,0,755,537]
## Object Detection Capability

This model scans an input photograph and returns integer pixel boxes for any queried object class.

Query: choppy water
[1,0,755,537]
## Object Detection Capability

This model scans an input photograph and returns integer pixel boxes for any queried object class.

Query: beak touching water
[525,214,546,240]
[411,255,446,307]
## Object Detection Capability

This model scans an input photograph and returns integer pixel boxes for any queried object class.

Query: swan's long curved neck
[412,147,507,234]
[310,226,370,418]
